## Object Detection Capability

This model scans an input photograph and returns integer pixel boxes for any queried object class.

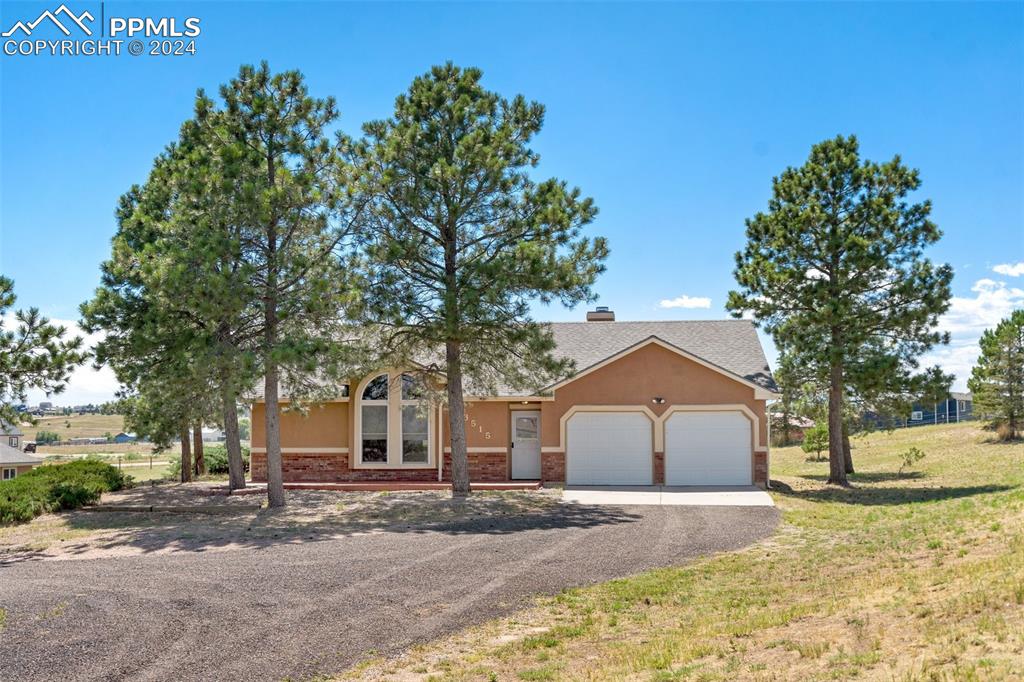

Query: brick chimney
[586,306,615,322]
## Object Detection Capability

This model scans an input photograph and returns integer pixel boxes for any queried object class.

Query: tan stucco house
[250,311,778,488]
[1,422,43,480]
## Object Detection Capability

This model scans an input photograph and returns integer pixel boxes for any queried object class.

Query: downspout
[765,402,772,490]
[437,404,443,482]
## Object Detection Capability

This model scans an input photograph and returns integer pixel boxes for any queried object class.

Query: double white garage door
[566,410,752,486]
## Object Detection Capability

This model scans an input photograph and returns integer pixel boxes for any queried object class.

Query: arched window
[357,372,433,467]
[360,374,389,463]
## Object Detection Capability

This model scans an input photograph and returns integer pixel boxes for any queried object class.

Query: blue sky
[1,1,1022,404]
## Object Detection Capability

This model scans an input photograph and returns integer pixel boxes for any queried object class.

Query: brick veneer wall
[441,451,508,482]
[653,452,665,485]
[251,450,511,483]
[541,451,565,483]
[754,450,769,488]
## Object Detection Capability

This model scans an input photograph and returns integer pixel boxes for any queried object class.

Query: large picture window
[357,372,433,467]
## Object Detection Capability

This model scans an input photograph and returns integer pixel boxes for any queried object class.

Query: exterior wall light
[652,397,666,404]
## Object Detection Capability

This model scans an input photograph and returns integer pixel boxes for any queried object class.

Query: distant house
[1,423,43,480]
[770,413,815,445]
[113,432,137,444]
[865,392,973,429]
[906,392,973,426]
[201,428,225,442]
[1,421,24,451]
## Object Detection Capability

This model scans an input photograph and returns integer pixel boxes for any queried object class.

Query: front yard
[341,422,1024,681]
[0,483,561,561]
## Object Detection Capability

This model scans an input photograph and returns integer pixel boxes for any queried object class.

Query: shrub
[166,444,249,479]
[801,423,828,461]
[995,422,1019,442]
[0,460,127,525]
[898,447,926,477]
[35,430,60,444]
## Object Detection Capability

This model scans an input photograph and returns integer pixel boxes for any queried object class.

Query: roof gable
[546,319,777,394]
[546,335,777,397]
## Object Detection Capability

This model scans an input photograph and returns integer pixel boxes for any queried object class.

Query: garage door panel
[665,411,752,486]
[567,412,652,486]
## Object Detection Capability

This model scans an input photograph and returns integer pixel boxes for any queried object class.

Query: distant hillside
[22,414,126,440]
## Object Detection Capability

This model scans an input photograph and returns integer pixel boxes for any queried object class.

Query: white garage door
[566,412,652,485]
[665,411,752,485]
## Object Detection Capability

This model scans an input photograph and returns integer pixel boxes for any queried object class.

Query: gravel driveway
[0,503,778,681]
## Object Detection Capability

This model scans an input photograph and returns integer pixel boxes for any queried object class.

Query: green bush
[0,460,127,525]
[898,447,926,477]
[801,423,829,460]
[166,444,249,479]
[35,430,60,444]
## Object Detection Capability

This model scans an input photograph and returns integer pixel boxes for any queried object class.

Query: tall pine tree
[969,310,1024,440]
[350,64,608,497]
[728,135,952,485]
[195,63,364,507]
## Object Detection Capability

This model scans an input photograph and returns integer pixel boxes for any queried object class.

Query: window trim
[9,436,18,448]
[354,370,435,469]
[2,468,15,480]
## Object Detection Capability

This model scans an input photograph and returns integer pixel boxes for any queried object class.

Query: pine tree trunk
[180,427,193,483]
[842,423,854,474]
[827,361,848,486]
[221,381,246,491]
[263,148,285,508]
[446,340,471,498]
[264,358,285,507]
[193,424,206,476]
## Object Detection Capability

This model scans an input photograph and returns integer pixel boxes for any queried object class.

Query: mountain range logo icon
[2,4,94,38]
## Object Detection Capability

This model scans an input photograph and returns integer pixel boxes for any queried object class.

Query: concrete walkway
[562,485,775,507]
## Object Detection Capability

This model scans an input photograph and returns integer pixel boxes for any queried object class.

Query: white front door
[566,412,653,485]
[511,411,541,479]
[664,411,752,485]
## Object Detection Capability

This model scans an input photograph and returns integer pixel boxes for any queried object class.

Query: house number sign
[465,413,492,439]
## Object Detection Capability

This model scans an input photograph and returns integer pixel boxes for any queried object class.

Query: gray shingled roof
[0,442,43,467]
[250,319,776,400]
[546,320,777,393]
[1,421,24,437]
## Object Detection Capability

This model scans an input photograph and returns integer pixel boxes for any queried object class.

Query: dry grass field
[20,414,181,456]
[341,422,1024,681]
[24,414,125,439]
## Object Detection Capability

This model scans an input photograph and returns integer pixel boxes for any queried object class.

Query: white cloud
[939,279,1024,335]
[658,295,712,309]
[993,262,1024,277]
[2,314,122,407]
[922,278,1024,391]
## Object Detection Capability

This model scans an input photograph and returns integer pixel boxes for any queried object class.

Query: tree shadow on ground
[0,498,642,564]
[799,471,927,483]
[770,479,1017,506]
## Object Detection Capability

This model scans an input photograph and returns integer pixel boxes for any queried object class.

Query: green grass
[117,462,174,482]
[342,423,1024,681]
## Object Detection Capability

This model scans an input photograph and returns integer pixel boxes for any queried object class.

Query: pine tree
[194,63,364,507]
[969,310,1024,440]
[349,64,608,497]
[727,135,952,485]
[0,277,86,425]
